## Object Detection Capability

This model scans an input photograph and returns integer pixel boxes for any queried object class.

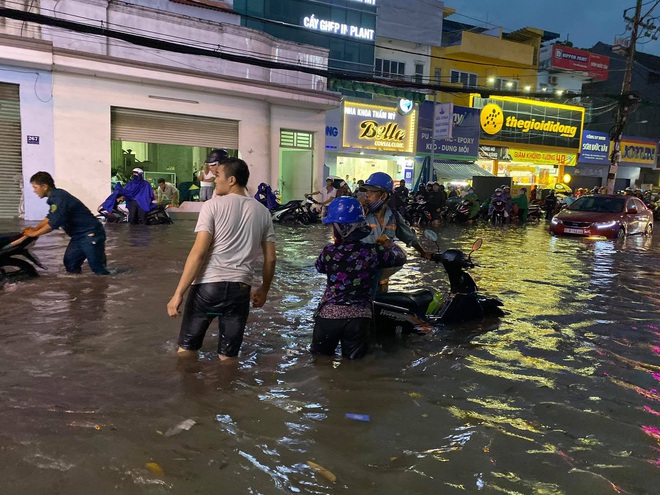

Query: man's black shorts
[178,281,251,357]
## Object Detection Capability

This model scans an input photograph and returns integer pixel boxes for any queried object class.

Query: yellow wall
[431,30,540,107]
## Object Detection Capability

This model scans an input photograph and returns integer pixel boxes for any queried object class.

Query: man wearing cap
[23,171,110,275]
[199,149,228,201]
[167,157,276,362]
[307,178,336,218]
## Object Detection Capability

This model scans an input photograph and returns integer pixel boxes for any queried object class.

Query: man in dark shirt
[393,179,409,201]
[23,171,110,275]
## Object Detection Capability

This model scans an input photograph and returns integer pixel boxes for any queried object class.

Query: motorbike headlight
[595,220,617,229]
[550,217,560,225]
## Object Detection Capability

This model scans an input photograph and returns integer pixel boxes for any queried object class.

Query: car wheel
[616,226,626,239]
[644,222,653,236]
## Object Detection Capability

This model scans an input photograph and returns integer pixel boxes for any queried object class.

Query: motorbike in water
[489,198,508,225]
[409,198,434,227]
[373,231,504,336]
[96,201,172,225]
[271,196,320,225]
[0,233,46,288]
[447,199,474,223]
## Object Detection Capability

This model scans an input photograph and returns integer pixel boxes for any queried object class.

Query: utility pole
[606,0,643,194]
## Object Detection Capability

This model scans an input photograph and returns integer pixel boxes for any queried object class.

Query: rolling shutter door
[0,83,22,219]
[111,107,239,149]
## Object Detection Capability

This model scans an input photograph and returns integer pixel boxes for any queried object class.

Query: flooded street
[0,217,658,494]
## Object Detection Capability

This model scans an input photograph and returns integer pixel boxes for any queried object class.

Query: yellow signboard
[342,101,416,153]
[509,148,577,166]
[617,137,657,166]
[471,95,584,151]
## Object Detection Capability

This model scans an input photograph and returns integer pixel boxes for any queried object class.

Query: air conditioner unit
[549,75,559,85]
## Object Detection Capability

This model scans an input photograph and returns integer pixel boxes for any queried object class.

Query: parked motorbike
[373,232,504,335]
[527,204,543,223]
[409,198,433,226]
[0,233,46,288]
[441,196,462,223]
[272,197,320,225]
[448,199,474,223]
[96,202,172,225]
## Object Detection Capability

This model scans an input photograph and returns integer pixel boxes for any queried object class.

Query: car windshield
[568,197,625,213]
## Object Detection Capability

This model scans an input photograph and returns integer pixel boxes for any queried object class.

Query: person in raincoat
[112,168,155,224]
[512,187,529,222]
[254,183,280,210]
[462,187,481,220]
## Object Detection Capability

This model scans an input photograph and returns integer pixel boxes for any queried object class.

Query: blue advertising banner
[579,130,610,164]
[417,102,479,160]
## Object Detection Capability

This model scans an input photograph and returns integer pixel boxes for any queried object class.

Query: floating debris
[345,413,370,422]
[164,418,196,437]
[145,462,165,477]
[307,461,336,482]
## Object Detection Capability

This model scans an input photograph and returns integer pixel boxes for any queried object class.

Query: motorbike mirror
[471,238,483,252]
[423,230,438,242]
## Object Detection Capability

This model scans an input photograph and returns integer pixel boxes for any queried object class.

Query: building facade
[0,0,339,220]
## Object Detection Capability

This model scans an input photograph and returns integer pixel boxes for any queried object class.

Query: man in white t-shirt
[307,177,336,218]
[199,149,229,201]
[156,178,179,206]
[167,157,276,361]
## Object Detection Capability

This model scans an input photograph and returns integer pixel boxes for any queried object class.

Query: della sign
[342,101,416,153]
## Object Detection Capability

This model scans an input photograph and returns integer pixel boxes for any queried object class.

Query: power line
[0,6,629,103]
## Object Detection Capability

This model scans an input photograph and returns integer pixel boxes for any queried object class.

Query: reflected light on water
[0,219,659,493]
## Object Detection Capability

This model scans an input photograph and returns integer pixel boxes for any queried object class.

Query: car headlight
[595,220,617,229]
[550,217,560,225]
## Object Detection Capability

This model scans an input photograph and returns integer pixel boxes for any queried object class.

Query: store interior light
[524,85,532,92]
[505,81,514,88]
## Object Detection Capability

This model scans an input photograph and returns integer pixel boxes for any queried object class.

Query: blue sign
[417,102,479,159]
[27,135,40,145]
[325,108,341,150]
[579,130,609,164]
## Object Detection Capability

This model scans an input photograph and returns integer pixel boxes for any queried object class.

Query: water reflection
[0,218,658,493]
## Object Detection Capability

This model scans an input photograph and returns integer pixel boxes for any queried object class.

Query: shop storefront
[616,136,659,190]
[110,107,240,199]
[415,102,490,188]
[325,98,418,188]
[471,95,584,191]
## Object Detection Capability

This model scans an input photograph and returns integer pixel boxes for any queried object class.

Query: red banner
[588,53,610,81]
[551,45,610,80]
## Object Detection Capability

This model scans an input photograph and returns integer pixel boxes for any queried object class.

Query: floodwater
[0,217,658,494]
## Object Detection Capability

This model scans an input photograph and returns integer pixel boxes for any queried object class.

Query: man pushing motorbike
[359,172,431,292]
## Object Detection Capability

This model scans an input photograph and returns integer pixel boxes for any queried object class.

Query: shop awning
[432,160,494,181]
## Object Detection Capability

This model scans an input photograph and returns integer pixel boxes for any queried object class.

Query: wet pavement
[0,217,658,494]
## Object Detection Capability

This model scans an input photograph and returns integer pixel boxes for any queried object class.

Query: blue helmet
[322,197,365,224]
[363,172,394,193]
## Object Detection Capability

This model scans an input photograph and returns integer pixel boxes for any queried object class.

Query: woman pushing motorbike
[312,196,406,359]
